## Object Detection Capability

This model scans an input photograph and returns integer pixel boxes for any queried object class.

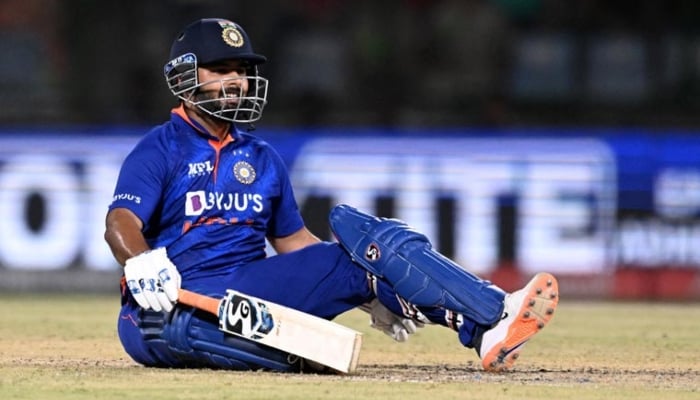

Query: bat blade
[178,288,362,373]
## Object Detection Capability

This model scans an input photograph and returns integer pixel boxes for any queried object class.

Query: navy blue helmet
[164,19,268,124]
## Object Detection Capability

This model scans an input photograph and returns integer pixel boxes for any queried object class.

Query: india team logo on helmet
[233,161,256,184]
[220,23,244,48]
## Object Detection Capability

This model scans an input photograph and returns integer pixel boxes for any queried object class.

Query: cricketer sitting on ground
[104,17,559,373]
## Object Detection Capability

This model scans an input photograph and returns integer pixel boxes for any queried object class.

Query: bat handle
[177,288,221,316]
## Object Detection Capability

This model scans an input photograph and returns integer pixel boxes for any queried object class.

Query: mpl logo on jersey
[185,190,264,216]
[188,160,214,177]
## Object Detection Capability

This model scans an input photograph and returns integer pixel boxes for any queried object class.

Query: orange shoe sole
[482,272,559,372]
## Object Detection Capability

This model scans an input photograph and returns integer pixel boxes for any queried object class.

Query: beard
[191,87,245,119]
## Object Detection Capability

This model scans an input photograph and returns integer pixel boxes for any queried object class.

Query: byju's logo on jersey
[185,190,264,216]
[188,160,214,177]
[186,191,206,215]
[112,193,141,205]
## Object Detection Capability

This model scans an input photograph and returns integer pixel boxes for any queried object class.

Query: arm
[104,207,150,266]
[267,226,321,255]
[105,207,180,312]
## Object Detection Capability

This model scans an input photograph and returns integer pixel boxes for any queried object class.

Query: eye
[202,60,250,76]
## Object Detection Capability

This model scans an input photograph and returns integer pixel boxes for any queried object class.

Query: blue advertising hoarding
[0,127,698,296]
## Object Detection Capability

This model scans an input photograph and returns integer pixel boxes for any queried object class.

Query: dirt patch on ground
[7,357,698,391]
[349,363,700,390]
[7,357,134,368]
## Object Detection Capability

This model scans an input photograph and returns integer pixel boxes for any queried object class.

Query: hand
[360,298,425,342]
[124,247,181,312]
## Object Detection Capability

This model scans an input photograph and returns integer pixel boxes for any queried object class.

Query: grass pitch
[0,294,698,399]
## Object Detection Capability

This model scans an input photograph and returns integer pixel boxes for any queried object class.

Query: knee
[118,305,181,367]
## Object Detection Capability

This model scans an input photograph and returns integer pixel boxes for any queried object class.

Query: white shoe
[478,272,559,372]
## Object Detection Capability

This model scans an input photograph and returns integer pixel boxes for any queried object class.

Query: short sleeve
[108,130,170,230]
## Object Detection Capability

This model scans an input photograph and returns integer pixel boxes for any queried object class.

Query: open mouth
[221,92,242,106]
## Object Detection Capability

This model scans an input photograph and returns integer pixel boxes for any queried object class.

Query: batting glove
[124,247,181,312]
[361,298,425,342]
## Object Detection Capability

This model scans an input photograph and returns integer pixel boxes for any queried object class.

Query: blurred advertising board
[0,128,698,298]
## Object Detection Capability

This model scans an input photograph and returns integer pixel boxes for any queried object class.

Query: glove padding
[124,247,181,312]
[360,298,425,342]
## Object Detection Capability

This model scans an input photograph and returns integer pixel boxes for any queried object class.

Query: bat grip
[177,288,221,316]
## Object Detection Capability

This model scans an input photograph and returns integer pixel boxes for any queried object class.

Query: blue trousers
[118,242,487,370]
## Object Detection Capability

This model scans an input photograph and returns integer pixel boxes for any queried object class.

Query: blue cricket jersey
[112,108,484,369]
[109,106,304,280]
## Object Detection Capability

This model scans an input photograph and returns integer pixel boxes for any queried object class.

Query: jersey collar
[171,105,242,141]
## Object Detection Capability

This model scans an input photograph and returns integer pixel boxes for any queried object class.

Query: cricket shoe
[478,272,559,372]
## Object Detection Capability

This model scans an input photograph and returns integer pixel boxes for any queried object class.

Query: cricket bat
[177,288,362,373]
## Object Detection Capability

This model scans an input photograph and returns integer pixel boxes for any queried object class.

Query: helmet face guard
[164,53,268,123]
[164,19,269,124]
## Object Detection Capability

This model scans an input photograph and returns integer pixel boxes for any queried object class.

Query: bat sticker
[219,290,274,339]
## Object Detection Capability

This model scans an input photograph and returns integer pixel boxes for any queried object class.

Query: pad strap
[330,204,505,326]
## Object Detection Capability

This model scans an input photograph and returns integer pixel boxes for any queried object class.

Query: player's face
[196,60,250,107]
